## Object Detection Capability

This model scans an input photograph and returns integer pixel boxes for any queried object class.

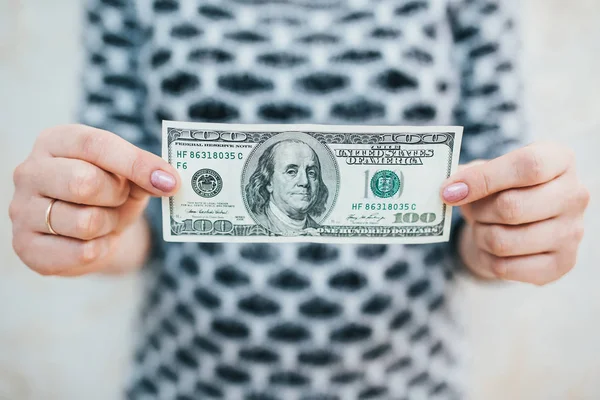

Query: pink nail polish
[151,170,176,192]
[443,182,469,202]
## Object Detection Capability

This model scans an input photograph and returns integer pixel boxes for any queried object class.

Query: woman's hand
[441,142,590,285]
[9,124,180,276]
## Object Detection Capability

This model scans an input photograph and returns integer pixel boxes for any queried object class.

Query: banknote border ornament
[162,121,463,244]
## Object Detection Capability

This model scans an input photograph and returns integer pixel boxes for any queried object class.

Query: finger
[451,160,488,223]
[13,232,117,276]
[36,125,180,196]
[458,203,476,225]
[441,142,574,205]
[27,197,120,240]
[455,161,487,224]
[482,250,576,286]
[456,159,487,173]
[453,161,486,223]
[104,181,152,232]
[19,157,130,206]
[472,217,584,258]
[468,171,589,225]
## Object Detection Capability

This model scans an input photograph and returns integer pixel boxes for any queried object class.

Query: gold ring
[45,198,58,235]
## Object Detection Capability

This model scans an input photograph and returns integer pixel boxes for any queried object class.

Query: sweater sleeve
[445,0,530,266]
[76,0,165,264]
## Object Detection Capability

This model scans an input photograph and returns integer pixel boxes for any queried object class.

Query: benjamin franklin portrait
[244,138,331,235]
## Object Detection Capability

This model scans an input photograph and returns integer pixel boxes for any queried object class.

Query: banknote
[161,121,463,244]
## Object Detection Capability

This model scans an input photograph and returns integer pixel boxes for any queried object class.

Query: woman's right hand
[9,124,180,276]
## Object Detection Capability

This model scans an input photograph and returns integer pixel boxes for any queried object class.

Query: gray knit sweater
[79,0,524,398]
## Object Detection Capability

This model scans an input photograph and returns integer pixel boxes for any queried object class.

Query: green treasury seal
[191,169,223,198]
[371,170,401,198]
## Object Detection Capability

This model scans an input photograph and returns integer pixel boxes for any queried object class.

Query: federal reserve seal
[371,170,401,198]
[191,169,222,198]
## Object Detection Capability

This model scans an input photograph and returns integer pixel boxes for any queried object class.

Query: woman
[9,0,590,398]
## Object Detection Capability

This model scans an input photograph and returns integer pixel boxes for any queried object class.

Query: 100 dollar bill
[162,121,462,244]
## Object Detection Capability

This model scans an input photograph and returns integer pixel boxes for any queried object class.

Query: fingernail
[151,170,176,192]
[443,182,469,203]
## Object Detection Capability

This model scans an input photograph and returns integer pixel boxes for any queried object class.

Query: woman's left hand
[441,142,590,285]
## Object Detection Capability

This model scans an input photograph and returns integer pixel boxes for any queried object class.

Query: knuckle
[547,259,573,285]
[531,276,554,287]
[563,256,577,275]
[129,151,148,183]
[496,191,522,223]
[578,186,591,209]
[11,236,47,276]
[11,234,56,276]
[115,178,131,205]
[481,171,493,198]
[11,235,26,258]
[8,200,20,222]
[76,208,105,239]
[560,220,585,247]
[469,167,492,197]
[564,253,578,274]
[518,147,544,183]
[12,162,28,187]
[11,226,18,245]
[572,223,585,243]
[78,240,102,265]
[70,167,101,201]
[35,125,82,151]
[534,261,559,286]
[484,226,510,256]
[533,256,573,287]
[36,127,55,146]
[79,131,105,164]
[488,256,507,278]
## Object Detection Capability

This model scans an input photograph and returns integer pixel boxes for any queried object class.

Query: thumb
[457,160,487,173]
[439,159,488,204]
[43,126,181,197]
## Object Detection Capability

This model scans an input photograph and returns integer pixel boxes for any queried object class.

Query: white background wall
[0,0,599,399]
